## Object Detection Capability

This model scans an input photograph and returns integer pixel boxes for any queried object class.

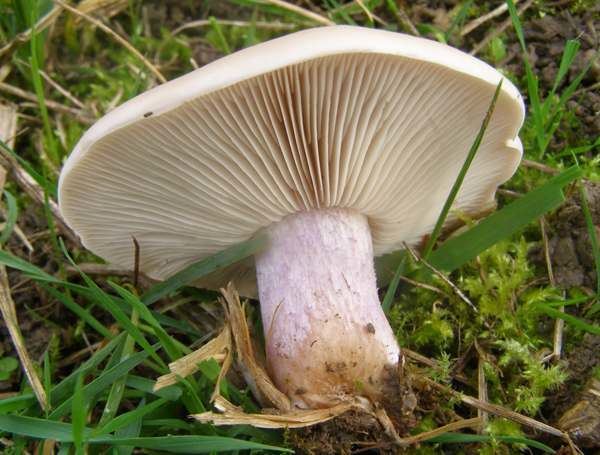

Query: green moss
[485,36,508,65]
[389,233,568,416]
[497,339,567,414]
[567,0,600,13]
[478,418,526,455]
[463,239,532,324]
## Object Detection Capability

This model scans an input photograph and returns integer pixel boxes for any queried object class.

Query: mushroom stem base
[255,208,400,408]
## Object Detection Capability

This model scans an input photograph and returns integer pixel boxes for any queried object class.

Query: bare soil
[547,181,600,290]
[509,7,600,144]
[289,363,446,454]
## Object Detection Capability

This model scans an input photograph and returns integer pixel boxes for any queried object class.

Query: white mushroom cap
[58,25,524,297]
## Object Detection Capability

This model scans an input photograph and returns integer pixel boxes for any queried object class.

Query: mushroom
[58,26,524,408]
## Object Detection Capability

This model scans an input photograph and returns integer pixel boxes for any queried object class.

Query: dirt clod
[547,181,600,289]
[544,334,600,422]
[288,410,393,455]
[289,361,435,454]
[558,378,600,448]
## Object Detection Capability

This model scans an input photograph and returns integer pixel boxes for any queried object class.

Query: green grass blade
[0,250,92,303]
[556,137,600,158]
[0,394,38,414]
[90,435,292,453]
[93,398,168,437]
[43,351,51,413]
[50,334,126,406]
[326,0,383,24]
[549,39,580,101]
[0,335,127,414]
[0,416,290,452]
[0,249,59,282]
[541,51,596,155]
[422,80,503,258]
[114,399,145,455]
[142,419,193,431]
[102,334,127,373]
[588,301,600,317]
[579,183,600,297]
[72,373,86,455]
[110,282,182,361]
[63,252,165,368]
[505,0,526,51]
[49,349,151,420]
[142,234,266,305]
[27,0,59,165]
[42,284,112,339]
[125,375,182,401]
[99,306,138,427]
[552,50,597,122]
[544,296,591,308]
[0,415,292,454]
[0,415,88,441]
[177,377,207,414]
[539,306,600,335]
[209,16,231,54]
[444,0,472,41]
[506,0,544,155]
[81,281,165,367]
[427,432,554,453]
[233,0,330,25]
[64,281,200,336]
[148,310,201,336]
[0,191,18,245]
[381,255,406,314]
[426,166,581,272]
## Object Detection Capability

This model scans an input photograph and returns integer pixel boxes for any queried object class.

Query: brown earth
[548,181,600,290]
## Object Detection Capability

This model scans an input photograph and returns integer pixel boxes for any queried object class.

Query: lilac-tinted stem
[256,208,400,408]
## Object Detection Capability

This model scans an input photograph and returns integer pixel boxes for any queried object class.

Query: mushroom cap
[59,25,525,297]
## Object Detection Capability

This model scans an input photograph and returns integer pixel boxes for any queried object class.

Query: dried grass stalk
[153,327,231,391]
[0,105,17,150]
[0,82,94,123]
[400,417,483,445]
[0,266,48,410]
[263,0,334,26]
[54,0,166,84]
[76,0,128,18]
[0,6,62,58]
[423,377,566,438]
[220,283,291,411]
[0,106,48,411]
[193,395,362,429]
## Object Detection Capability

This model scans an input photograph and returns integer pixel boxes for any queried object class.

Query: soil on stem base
[288,363,425,455]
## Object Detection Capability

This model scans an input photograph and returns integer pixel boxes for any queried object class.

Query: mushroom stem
[255,208,400,408]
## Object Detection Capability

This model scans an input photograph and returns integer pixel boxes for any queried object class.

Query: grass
[0,0,598,453]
